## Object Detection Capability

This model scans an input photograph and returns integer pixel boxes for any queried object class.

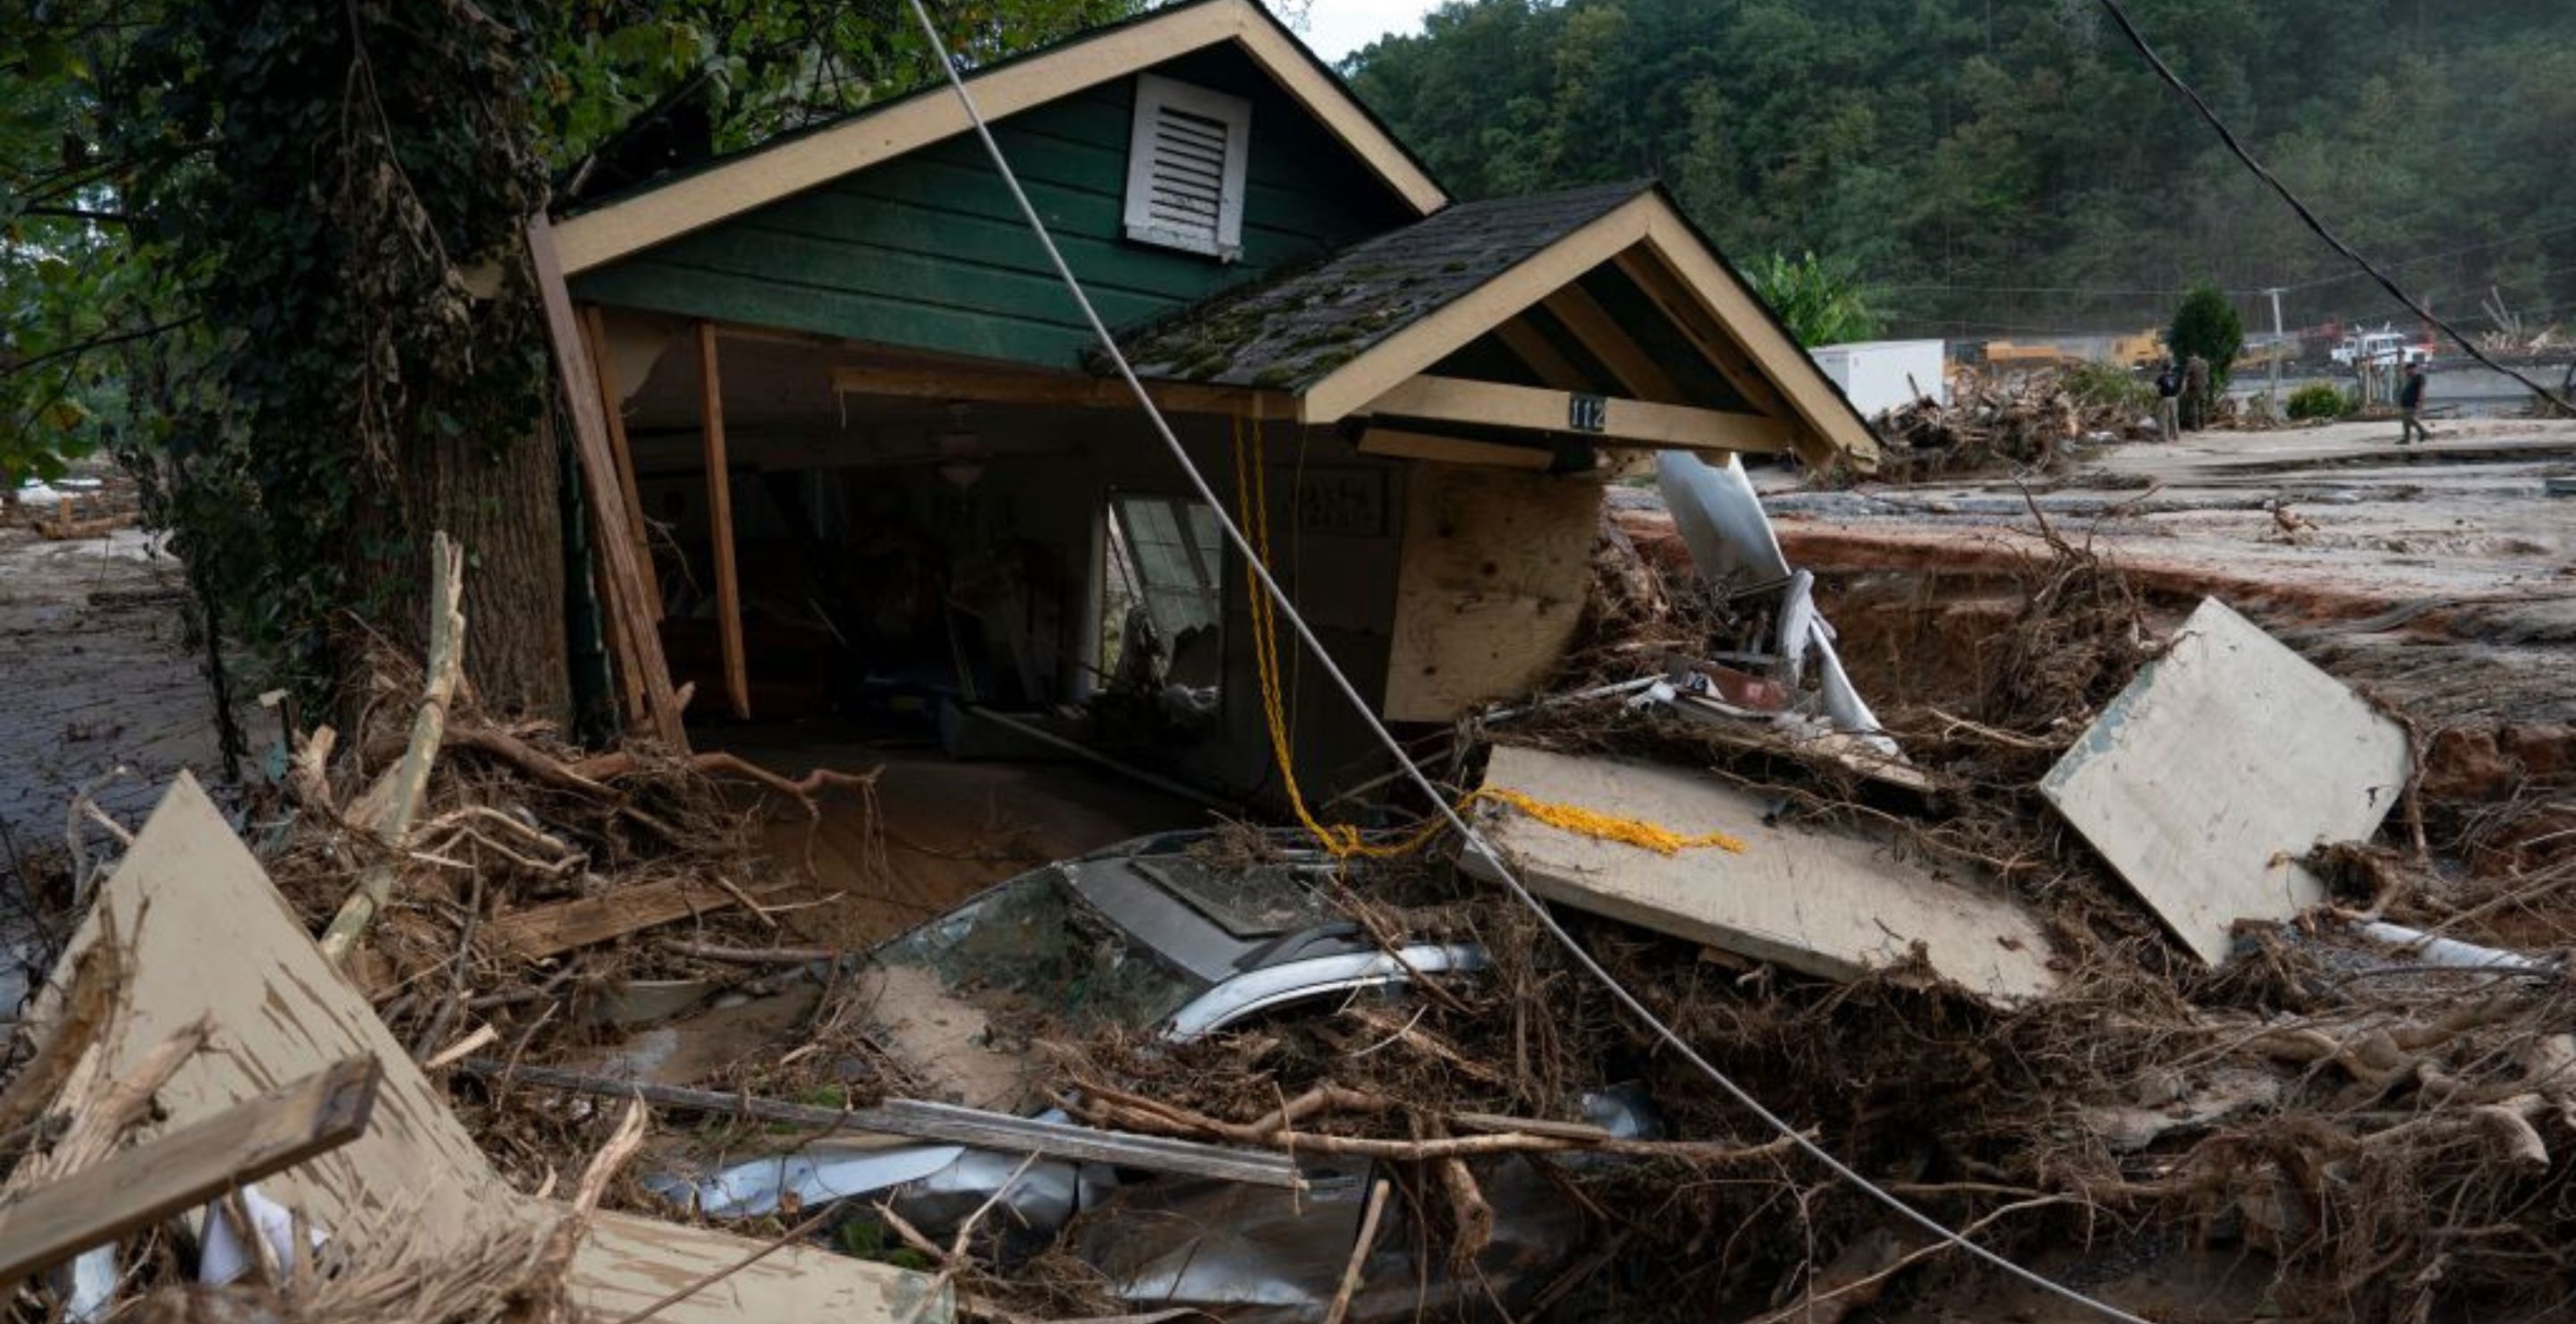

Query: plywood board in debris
[55,773,941,1323]
[1469,746,2059,1003]
[1382,463,1601,722]
[2039,597,2411,965]
[59,772,516,1251]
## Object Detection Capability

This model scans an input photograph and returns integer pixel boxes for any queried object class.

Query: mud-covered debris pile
[1876,368,2157,477]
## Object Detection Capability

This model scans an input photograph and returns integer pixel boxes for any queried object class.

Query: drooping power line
[2092,0,2571,411]
[901,1,2161,1319]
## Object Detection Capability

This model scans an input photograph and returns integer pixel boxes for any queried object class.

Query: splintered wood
[40,773,948,1323]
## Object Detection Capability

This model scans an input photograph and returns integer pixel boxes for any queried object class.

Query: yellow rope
[1230,412,1745,861]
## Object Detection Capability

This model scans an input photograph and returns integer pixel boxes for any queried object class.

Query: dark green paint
[572,43,1414,369]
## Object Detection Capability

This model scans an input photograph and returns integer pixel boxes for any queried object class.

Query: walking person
[2154,360,2183,441]
[2398,361,2431,446]
[2182,353,2211,431]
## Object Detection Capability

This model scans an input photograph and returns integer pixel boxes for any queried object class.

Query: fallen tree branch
[319,532,465,967]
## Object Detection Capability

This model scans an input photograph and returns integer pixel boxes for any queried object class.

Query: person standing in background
[2182,353,2211,430]
[2155,360,2183,441]
[2398,361,2431,446]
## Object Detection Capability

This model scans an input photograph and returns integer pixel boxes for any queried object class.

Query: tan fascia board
[1636,201,1882,467]
[1366,375,1793,454]
[554,0,1445,276]
[1296,194,1661,423]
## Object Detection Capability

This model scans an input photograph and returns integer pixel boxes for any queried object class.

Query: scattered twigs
[319,531,466,967]
[896,1151,1040,1324]
[1069,1080,1799,1164]
[1323,1178,1394,1324]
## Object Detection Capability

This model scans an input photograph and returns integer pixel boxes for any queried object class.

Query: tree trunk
[398,408,570,725]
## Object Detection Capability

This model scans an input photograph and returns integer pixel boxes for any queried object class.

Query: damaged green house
[542,0,1877,810]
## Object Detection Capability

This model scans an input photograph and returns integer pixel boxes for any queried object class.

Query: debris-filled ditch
[4,437,2572,1323]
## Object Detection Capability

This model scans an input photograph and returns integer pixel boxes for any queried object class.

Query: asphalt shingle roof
[1113,181,1652,389]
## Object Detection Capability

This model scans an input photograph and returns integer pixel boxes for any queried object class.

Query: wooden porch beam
[1490,318,1596,393]
[1540,287,1685,403]
[1358,428,1553,471]
[1363,376,1793,454]
[1609,249,1794,420]
[696,322,750,721]
[827,362,1291,417]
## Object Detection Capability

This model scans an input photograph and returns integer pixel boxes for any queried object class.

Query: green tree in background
[2167,283,2244,390]
[1344,0,2576,344]
[1745,250,1880,347]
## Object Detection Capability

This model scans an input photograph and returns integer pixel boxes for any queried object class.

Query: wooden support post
[581,305,664,623]
[528,216,689,749]
[696,321,750,721]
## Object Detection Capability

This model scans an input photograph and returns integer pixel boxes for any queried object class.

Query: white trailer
[1809,339,1946,418]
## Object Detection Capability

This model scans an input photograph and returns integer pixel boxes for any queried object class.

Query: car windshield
[876,864,1215,1040]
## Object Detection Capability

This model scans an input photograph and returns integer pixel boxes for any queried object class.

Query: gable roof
[1119,181,1651,390]
[1112,182,1881,463]
[550,0,1446,276]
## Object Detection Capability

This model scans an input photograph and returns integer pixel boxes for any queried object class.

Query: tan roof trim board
[1296,193,1662,423]
[1637,208,1881,467]
[1295,191,1874,466]
[1368,375,1794,454]
[1607,249,1792,420]
[554,0,1445,276]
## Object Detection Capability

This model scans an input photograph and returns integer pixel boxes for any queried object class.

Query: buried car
[646,830,1652,1320]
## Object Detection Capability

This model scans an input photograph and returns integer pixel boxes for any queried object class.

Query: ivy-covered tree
[2,0,1140,727]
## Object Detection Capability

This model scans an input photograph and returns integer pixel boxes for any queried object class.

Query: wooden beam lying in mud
[485,875,809,960]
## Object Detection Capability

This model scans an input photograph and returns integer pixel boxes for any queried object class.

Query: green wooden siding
[571,43,1416,369]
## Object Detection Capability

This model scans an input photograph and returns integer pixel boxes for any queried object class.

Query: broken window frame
[1103,490,1225,671]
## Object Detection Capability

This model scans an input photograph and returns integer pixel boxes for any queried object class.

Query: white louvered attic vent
[1123,74,1252,261]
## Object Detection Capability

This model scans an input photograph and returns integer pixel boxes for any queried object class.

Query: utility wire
[900,3,2156,1320]
[2093,0,2571,412]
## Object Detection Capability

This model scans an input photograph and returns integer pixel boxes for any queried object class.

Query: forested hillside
[1344,0,2576,342]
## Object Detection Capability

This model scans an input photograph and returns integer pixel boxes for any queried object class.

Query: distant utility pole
[2266,286,2285,401]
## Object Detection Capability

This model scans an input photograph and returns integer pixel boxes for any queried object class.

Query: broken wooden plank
[45,774,943,1322]
[485,875,806,961]
[0,1057,381,1286]
[529,216,688,749]
[1466,745,2059,1003]
[695,320,750,721]
[2039,597,2411,964]
[461,1060,1307,1191]
[582,303,665,623]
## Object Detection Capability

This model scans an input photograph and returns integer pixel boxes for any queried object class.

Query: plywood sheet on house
[54,773,939,1323]
[1381,464,1600,722]
[1468,746,2059,1003]
[2039,597,2411,965]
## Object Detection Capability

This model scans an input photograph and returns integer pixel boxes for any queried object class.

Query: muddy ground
[1623,413,2576,778]
[0,526,225,872]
